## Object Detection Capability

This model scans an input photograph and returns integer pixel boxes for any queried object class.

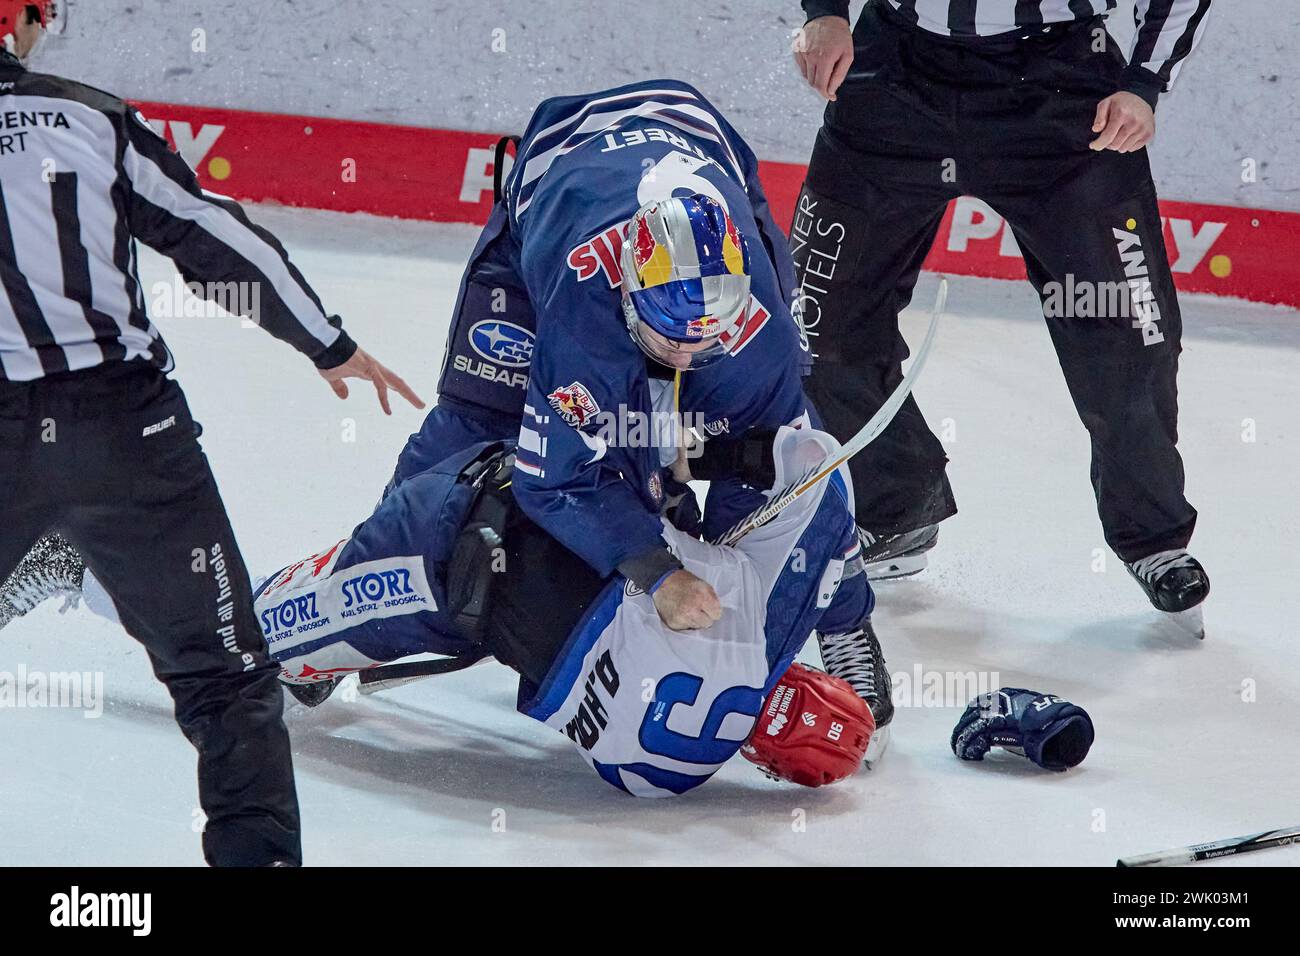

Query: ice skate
[1126,549,1209,640]
[858,524,938,580]
[0,534,87,633]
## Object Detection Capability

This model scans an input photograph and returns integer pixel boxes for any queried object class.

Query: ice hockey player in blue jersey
[4,79,897,763]
[395,80,894,737]
[406,81,813,602]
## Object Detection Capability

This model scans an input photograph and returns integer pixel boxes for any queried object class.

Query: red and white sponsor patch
[260,538,346,598]
[547,381,601,428]
[567,224,626,289]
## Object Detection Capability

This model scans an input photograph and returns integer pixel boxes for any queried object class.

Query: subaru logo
[469,320,535,368]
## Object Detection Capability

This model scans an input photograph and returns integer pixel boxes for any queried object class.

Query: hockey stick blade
[715,278,946,547]
[355,651,491,694]
[1117,824,1300,866]
[357,672,439,696]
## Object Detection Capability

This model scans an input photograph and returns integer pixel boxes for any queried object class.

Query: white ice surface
[3,206,1298,867]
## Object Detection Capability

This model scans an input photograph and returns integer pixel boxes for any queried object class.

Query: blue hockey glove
[951,688,1094,771]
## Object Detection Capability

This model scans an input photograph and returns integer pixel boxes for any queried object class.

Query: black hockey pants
[0,363,302,866]
[794,0,1197,562]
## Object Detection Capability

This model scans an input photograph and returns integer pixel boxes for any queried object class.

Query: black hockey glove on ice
[951,688,1095,771]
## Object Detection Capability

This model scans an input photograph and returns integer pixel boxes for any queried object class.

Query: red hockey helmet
[741,662,875,787]
[1,2,61,48]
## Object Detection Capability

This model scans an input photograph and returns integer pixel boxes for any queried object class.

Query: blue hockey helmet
[619,194,751,370]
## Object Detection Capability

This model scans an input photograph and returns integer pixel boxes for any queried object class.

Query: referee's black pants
[795,0,1197,562]
[0,363,301,866]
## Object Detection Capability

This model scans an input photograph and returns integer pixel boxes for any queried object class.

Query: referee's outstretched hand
[318,347,425,416]
[1090,92,1156,153]
[794,15,854,102]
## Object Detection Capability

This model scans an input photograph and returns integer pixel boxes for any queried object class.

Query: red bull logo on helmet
[685,315,721,338]
[722,216,746,276]
[632,206,674,289]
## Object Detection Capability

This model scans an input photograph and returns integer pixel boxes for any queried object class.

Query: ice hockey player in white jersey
[240,425,882,794]
[24,424,883,793]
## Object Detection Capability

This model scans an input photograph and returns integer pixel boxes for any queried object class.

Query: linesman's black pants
[795,1,1197,562]
[0,363,301,866]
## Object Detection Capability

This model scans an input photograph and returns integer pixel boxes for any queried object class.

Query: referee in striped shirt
[791,0,1214,614]
[0,6,421,865]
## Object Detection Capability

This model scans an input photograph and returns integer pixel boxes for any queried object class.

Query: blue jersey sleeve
[512,289,668,578]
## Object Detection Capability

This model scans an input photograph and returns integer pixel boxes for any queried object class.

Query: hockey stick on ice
[1117,825,1300,866]
[714,277,946,547]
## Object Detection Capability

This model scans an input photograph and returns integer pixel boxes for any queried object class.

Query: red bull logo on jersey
[547,381,601,428]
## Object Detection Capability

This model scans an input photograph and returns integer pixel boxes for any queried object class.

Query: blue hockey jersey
[437,80,812,578]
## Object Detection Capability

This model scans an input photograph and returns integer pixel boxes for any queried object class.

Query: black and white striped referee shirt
[0,49,355,383]
[803,1,1212,106]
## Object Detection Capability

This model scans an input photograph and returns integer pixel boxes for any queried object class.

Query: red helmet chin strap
[741,662,875,788]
